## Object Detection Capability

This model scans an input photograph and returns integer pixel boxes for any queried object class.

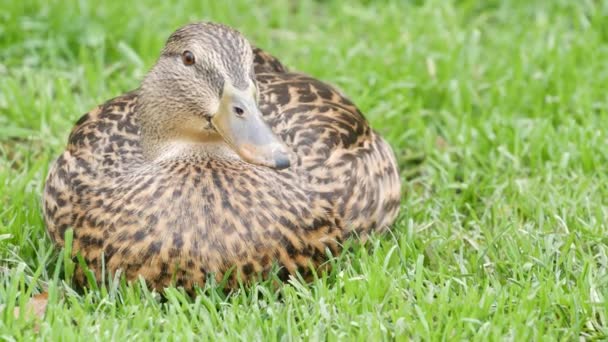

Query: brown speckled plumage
[43,23,401,292]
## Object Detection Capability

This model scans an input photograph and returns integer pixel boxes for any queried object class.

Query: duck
[43,22,402,292]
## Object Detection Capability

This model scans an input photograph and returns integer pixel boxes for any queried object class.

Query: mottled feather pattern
[43,47,401,292]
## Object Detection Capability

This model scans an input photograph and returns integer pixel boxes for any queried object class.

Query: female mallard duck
[43,22,402,291]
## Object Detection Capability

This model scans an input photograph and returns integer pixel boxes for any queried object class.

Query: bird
[43,22,402,292]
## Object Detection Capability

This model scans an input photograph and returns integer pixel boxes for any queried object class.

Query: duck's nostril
[233,106,244,116]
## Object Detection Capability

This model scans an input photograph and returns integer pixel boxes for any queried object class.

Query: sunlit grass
[1,0,607,339]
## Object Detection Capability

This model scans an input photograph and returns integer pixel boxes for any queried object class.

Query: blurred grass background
[1,0,608,339]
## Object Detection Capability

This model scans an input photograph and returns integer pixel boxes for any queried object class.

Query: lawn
[1,0,608,340]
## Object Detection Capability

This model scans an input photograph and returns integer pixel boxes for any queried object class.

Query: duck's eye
[182,50,195,66]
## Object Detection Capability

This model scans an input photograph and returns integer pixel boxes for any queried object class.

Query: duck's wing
[256,71,402,236]
[66,92,142,164]
[43,92,142,245]
[253,47,287,74]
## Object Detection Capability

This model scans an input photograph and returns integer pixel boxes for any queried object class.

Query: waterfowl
[43,22,402,291]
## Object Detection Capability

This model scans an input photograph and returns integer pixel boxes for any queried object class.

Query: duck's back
[43,47,401,291]
[254,56,402,236]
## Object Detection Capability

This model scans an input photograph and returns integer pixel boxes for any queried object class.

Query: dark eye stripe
[162,51,181,58]
[161,51,225,96]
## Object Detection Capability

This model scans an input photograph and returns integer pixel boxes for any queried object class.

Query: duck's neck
[149,140,241,163]
[136,93,239,162]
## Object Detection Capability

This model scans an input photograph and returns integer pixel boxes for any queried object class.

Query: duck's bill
[211,92,290,170]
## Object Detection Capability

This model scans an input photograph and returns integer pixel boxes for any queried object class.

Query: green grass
[1,0,608,339]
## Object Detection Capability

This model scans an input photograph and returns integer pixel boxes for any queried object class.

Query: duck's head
[138,22,290,169]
